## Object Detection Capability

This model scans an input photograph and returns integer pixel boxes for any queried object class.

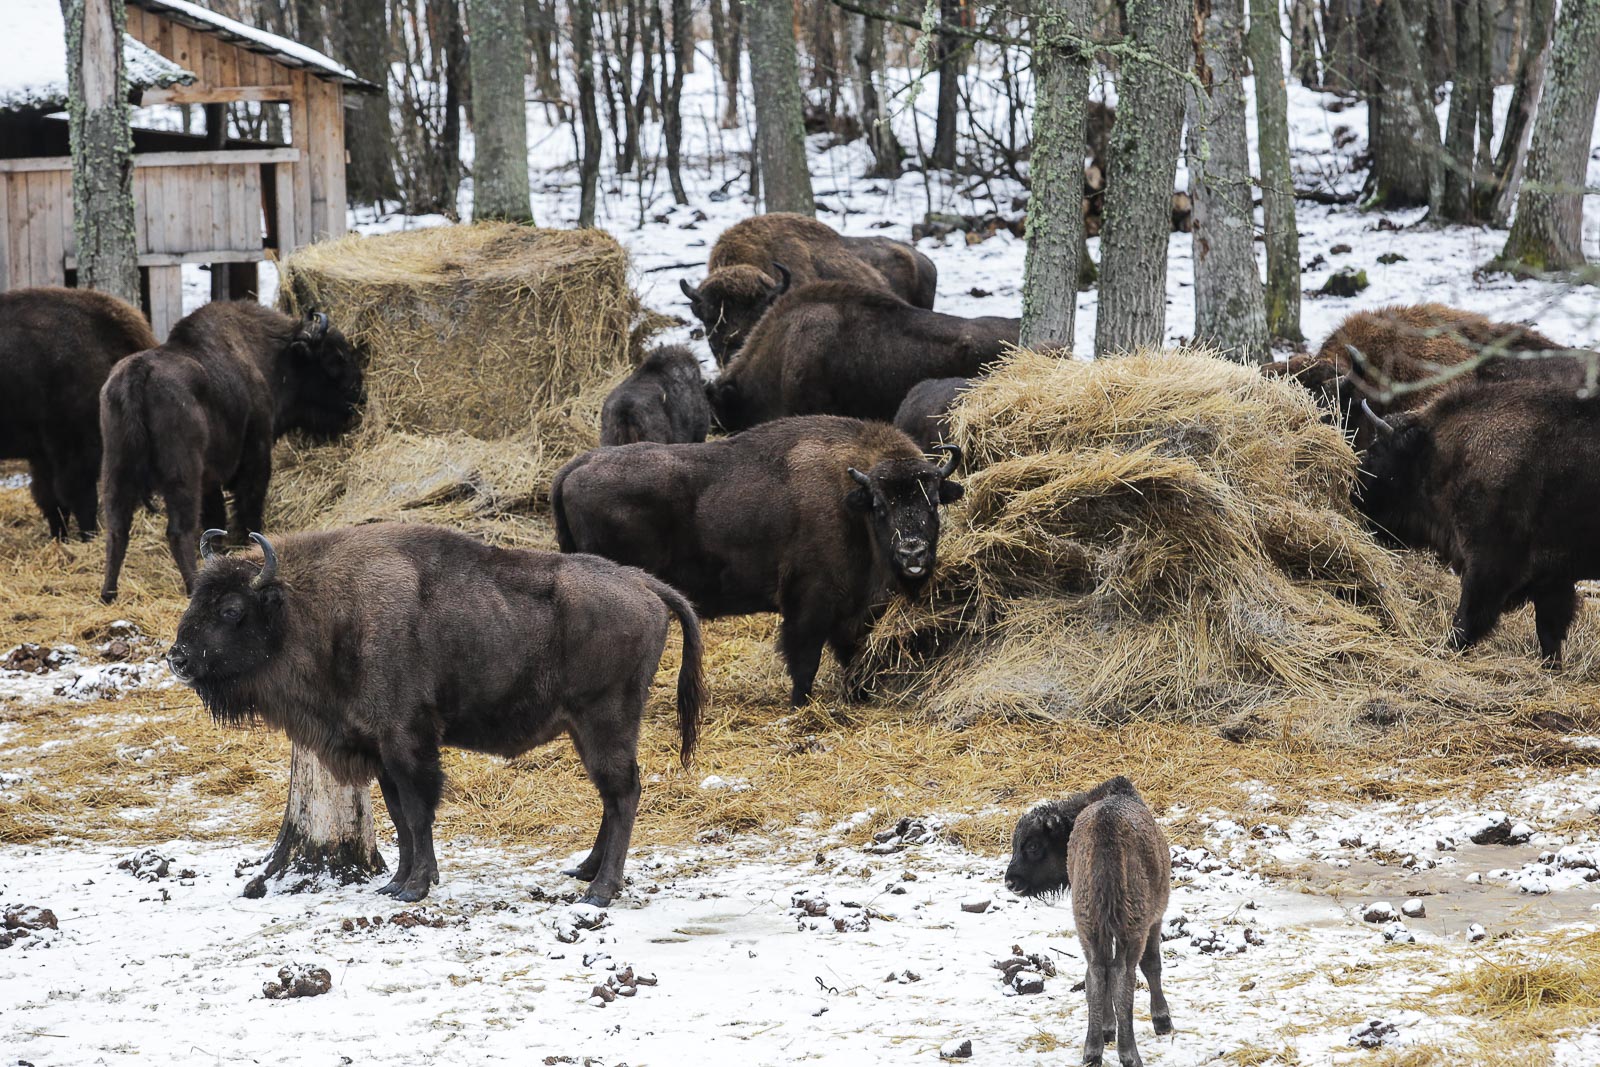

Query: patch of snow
[0,0,193,114]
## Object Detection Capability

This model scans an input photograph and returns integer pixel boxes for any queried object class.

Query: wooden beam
[146,265,183,339]
[0,148,301,173]
[66,248,268,269]
[140,85,294,105]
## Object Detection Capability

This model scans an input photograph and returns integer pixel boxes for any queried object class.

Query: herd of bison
[4,211,1599,1064]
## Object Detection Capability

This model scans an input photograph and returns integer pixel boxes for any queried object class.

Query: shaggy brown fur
[0,287,156,539]
[167,522,704,905]
[683,213,938,365]
[892,377,971,454]
[99,302,363,602]
[707,282,1018,431]
[552,416,964,705]
[1007,777,1172,1067]
[600,344,711,445]
[1355,378,1600,664]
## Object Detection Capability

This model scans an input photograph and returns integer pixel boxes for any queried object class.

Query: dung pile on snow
[860,349,1600,739]
[270,223,646,538]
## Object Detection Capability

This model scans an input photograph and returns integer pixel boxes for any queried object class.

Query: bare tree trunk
[852,11,903,179]
[745,0,815,214]
[441,0,466,213]
[930,0,962,170]
[466,0,534,221]
[1488,0,1555,224]
[1289,0,1319,85]
[1499,0,1600,273]
[1363,0,1442,211]
[65,0,139,304]
[342,0,400,206]
[293,0,328,50]
[664,0,689,203]
[1438,0,1490,221]
[709,0,743,128]
[526,0,562,99]
[1021,0,1091,351]
[1094,0,1189,356]
[1321,0,1363,92]
[574,0,602,225]
[242,744,385,898]
[1248,0,1302,343]
[1190,0,1269,364]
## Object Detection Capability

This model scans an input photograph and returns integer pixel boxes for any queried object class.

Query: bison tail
[645,576,705,765]
[549,465,577,554]
[98,361,158,514]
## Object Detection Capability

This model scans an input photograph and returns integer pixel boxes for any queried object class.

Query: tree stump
[243,744,385,897]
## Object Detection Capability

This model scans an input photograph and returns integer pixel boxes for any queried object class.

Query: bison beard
[166,523,705,905]
[552,416,963,706]
[1355,381,1600,664]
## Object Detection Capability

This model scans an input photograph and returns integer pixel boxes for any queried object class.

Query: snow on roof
[0,0,195,115]
[128,0,379,90]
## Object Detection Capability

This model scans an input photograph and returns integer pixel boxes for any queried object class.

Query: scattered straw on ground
[861,349,1600,743]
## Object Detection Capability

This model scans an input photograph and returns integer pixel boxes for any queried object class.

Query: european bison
[706,282,1018,431]
[166,522,704,905]
[681,213,938,365]
[551,416,964,705]
[1007,776,1172,1067]
[1355,381,1600,664]
[99,302,364,602]
[600,344,711,445]
[0,287,157,539]
[892,377,972,454]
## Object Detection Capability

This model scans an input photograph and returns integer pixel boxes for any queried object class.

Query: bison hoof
[1153,1016,1173,1036]
[576,890,613,908]
[100,589,118,605]
[395,885,431,903]
[375,880,405,897]
[561,865,598,882]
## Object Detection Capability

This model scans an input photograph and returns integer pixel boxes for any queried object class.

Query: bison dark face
[167,532,284,700]
[845,444,965,585]
[1004,796,1084,899]
[1351,402,1433,550]
[285,310,366,439]
[682,264,791,366]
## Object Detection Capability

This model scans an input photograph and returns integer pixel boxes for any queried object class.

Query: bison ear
[938,479,965,504]
[845,487,873,513]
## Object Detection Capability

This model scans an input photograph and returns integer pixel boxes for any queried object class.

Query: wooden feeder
[0,0,378,336]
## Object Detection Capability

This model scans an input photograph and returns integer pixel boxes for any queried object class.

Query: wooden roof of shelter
[127,0,378,91]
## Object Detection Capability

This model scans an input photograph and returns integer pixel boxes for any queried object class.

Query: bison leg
[228,440,272,540]
[1081,945,1109,1066]
[567,704,644,907]
[1533,585,1580,667]
[164,484,203,596]
[1114,949,1142,1067]
[26,456,69,541]
[375,771,416,897]
[201,485,227,536]
[560,729,612,883]
[379,750,444,902]
[828,621,869,703]
[1142,921,1172,1035]
[779,587,834,707]
[50,448,100,540]
[99,476,138,604]
[1449,565,1509,651]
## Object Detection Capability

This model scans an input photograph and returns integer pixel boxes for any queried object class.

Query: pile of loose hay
[861,349,1600,738]
[270,223,647,537]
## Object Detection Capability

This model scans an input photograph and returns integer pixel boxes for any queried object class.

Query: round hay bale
[860,349,1600,739]
[269,223,642,536]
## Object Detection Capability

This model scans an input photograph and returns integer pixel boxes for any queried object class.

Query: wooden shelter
[0,0,377,337]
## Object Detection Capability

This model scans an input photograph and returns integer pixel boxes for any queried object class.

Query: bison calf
[681,213,938,365]
[600,344,711,445]
[99,302,364,602]
[167,522,704,905]
[0,287,156,539]
[553,416,963,706]
[892,377,972,454]
[1007,777,1172,1067]
[1356,380,1600,663]
[707,282,1018,431]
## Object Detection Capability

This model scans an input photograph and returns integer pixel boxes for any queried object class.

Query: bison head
[167,531,285,709]
[845,444,965,586]
[681,263,791,366]
[1351,401,1434,549]
[1004,794,1088,899]
[283,309,366,440]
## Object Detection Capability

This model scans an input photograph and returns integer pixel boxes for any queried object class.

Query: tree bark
[341,0,400,206]
[854,11,904,179]
[665,0,690,203]
[930,0,962,170]
[1438,0,1490,221]
[1190,0,1269,364]
[293,0,328,51]
[466,0,534,222]
[242,744,385,898]
[709,0,744,129]
[573,0,601,225]
[65,0,140,304]
[1020,0,1091,351]
[1488,0,1555,224]
[1499,0,1600,273]
[744,0,815,214]
[1321,0,1363,93]
[1288,0,1319,85]
[1247,0,1302,343]
[1094,0,1189,357]
[1363,0,1442,211]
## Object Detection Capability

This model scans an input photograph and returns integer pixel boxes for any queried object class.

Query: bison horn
[679,278,700,302]
[847,467,872,488]
[933,443,963,478]
[248,532,278,588]
[1359,399,1396,439]
[199,528,228,561]
[306,309,329,341]
[770,262,792,295]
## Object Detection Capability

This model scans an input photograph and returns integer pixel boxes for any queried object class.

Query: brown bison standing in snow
[166,522,704,905]
[681,213,939,364]
[0,287,157,539]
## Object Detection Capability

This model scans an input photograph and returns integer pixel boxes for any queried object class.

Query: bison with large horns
[551,416,964,706]
[166,522,705,905]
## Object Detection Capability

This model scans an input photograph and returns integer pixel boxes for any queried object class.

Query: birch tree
[744,0,814,214]
[467,0,534,222]
[243,746,386,897]
[64,0,139,305]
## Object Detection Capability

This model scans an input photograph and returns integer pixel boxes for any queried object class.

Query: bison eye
[1024,840,1043,859]
[220,603,244,624]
